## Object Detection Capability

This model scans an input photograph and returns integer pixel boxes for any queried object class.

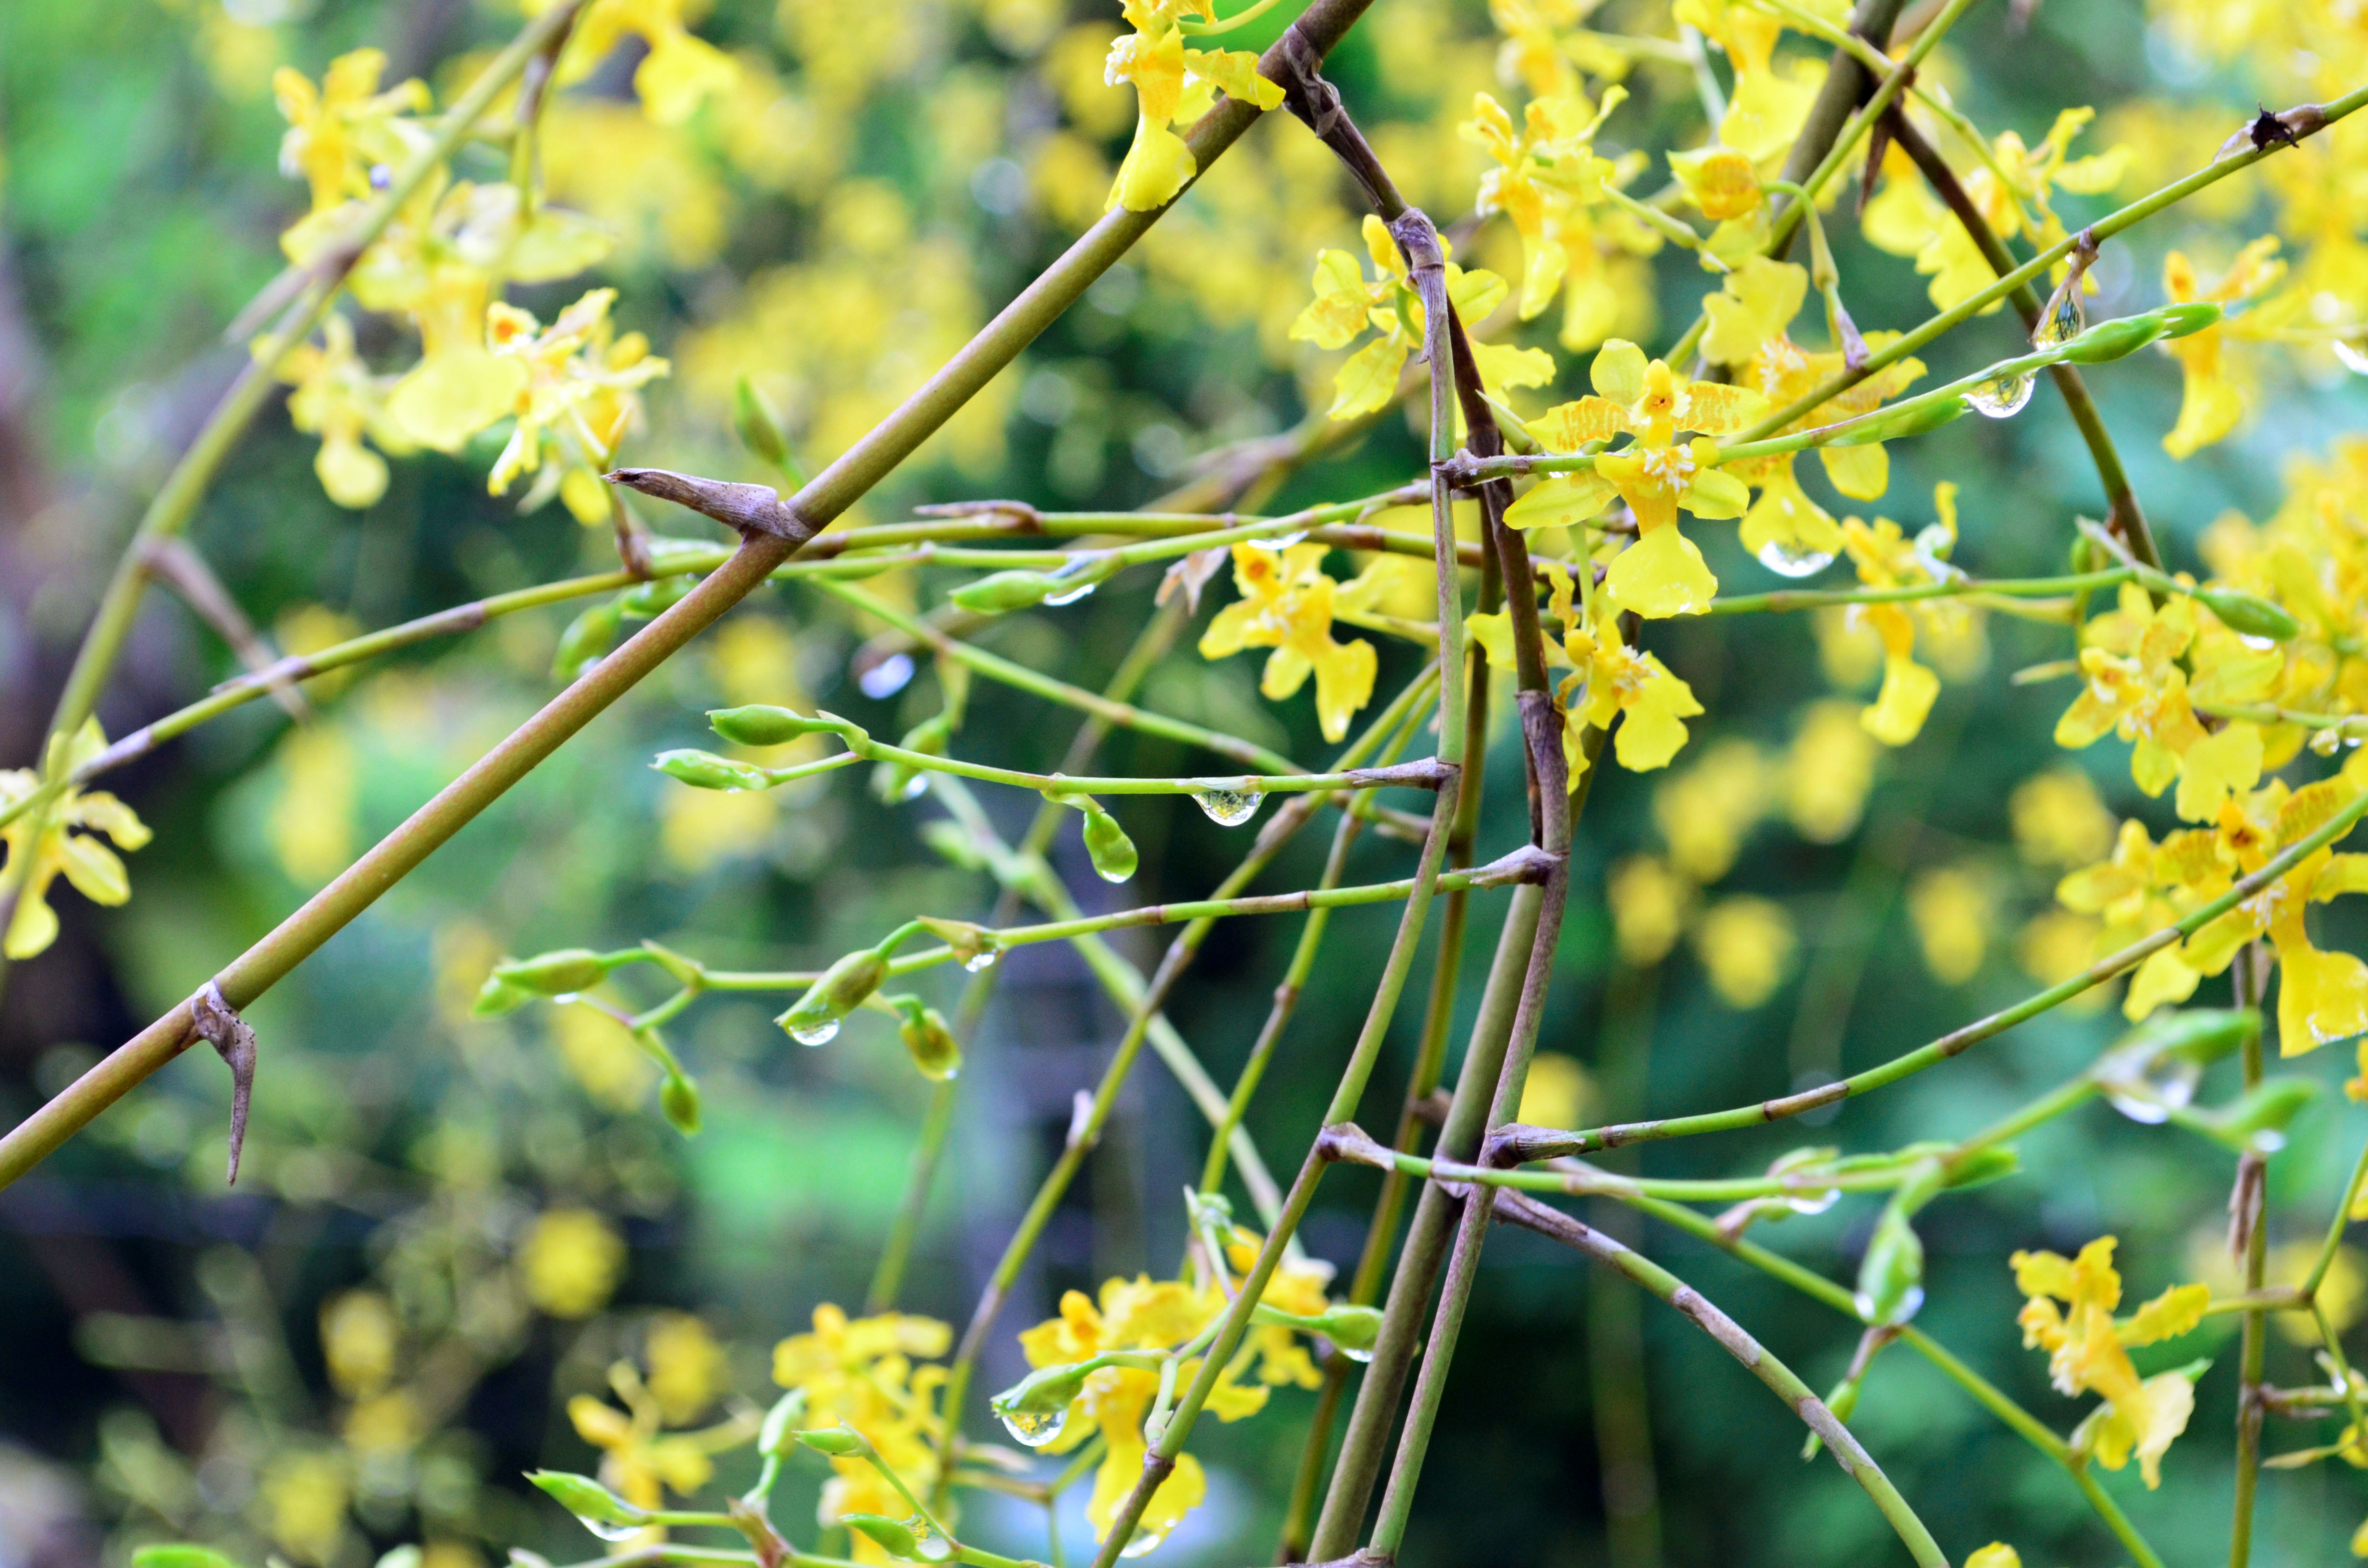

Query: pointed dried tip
[190,982,257,1185]
[606,467,808,542]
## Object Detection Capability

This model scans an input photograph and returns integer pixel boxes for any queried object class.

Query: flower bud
[950,569,1061,614]
[1852,1204,1925,1325]
[2158,301,2225,338]
[709,705,843,747]
[654,749,774,792]
[529,1471,649,1528]
[840,1516,919,1558]
[917,917,995,968]
[661,1070,703,1135]
[2193,586,2300,641]
[1063,796,1138,883]
[1939,1147,2018,1189]
[1834,396,1966,445]
[758,1389,810,1457]
[554,600,624,682]
[895,1001,963,1082]
[734,375,807,484]
[494,948,613,995]
[620,575,690,620]
[2057,315,2164,364]
[793,1427,863,1456]
[1311,1304,1383,1356]
[778,949,890,1043]
[2195,1077,2322,1152]
[472,974,533,1017]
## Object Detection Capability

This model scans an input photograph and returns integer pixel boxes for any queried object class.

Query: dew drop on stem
[1189,786,1264,826]
[1966,371,2035,418]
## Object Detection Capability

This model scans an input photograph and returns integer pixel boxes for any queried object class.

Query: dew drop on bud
[790,1018,840,1046]
[574,1517,643,1544]
[1966,371,2035,419]
[2030,291,2084,350]
[995,1403,1070,1447]
[1190,786,1265,826]
[896,772,929,803]
[2336,339,2368,376]
[1753,539,1835,578]
[2313,727,2345,756]
[1248,530,1308,551]
[1044,581,1098,606]
[962,948,999,973]
[1785,1188,1840,1216]
[859,653,916,699]
[1121,1523,1172,1558]
[1340,1344,1374,1364]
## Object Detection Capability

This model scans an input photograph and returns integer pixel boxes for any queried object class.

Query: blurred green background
[4,0,2368,1564]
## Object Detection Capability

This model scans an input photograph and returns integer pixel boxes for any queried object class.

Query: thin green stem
[2232,947,2269,1568]
[2306,1134,2368,1298]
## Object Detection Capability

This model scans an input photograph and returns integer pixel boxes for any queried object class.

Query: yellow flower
[1863,109,2129,313]
[273,314,415,509]
[1545,564,1704,776]
[271,726,358,885]
[1461,89,1632,333]
[2010,1237,2207,1488]
[545,0,739,125]
[520,1208,627,1318]
[1693,894,1795,1008]
[772,1303,952,1557]
[1506,342,1765,618]
[646,1312,731,1425]
[321,1290,401,1398]
[1608,855,1692,966]
[1199,543,1378,743]
[1831,485,1980,747]
[1668,144,1763,223]
[1288,215,1552,420]
[2011,768,2116,869]
[1965,1547,2022,1568]
[1909,865,1993,985]
[1674,0,1816,160]
[1700,256,1806,369]
[569,1359,749,1521]
[1650,740,1769,882]
[262,1450,352,1566]
[1517,1052,1595,1128]
[1732,303,1926,555]
[1784,699,1878,843]
[0,719,152,961]
[485,289,671,524]
[2055,816,2207,1021]
[271,49,430,215]
[1101,0,1283,212]
[2160,236,2285,459]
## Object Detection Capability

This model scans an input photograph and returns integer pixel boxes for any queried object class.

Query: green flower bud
[494,948,613,995]
[2057,315,2165,364]
[654,749,775,792]
[895,1001,963,1082]
[989,1361,1090,1444]
[661,1070,703,1135]
[2193,586,2301,641]
[950,569,1061,614]
[2188,1077,2321,1152]
[472,974,533,1017]
[554,600,624,682]
[778,950,890,1043]
[734,375,807,484]
[1311,1303,1383,1357]
[620,575,691,620]
[1065,796,1138,883]
[1853,1204,1925,1326]
[709,705,843,747]
[793,1427,863,1455]
[758,1389,810,1457]
[2159,301,2225,338]
[529,1471,649,1528]
[840,1515,920,1559]
[1833,396,1966,445]
[1939,1147,2019,1189]
[917,916,997,969]
[133,1546,246,1568]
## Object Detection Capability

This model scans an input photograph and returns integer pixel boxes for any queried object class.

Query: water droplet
[1044,581,1098,606]
[1853,1285,1925,1324]
[1753,539,1835,578]
[552,992,581,1005]
[2031,290,2084,350]
[790,1018,841,1047]
[2335,339,2368,376]
[907,1519,956,1561]
[1339,1344,1374,1364]
[1189,786,1265,826]
[994,1402,1071,1448]
[1966,371,2034,419]
[859,653,916,699]
[1121,1522,1171,1558]
[1248,530,1308,551]
[369,163,394,191]
[1784,1188,1841,1216]
[962,949,1000,973]
[895,772,928,803]
[573,1518,643,1544]
[2096,1046,2202,1125]
[2314,727,2345,756]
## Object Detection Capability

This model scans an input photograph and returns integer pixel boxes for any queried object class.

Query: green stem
[2305,1134,2368,1298]
[0,0,1397,1190]
[2232,946,2269,1568]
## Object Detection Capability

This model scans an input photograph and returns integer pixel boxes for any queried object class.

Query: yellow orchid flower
[1864,108,2130,313]
[2011,1237,2207,1489]
[1102,0,1284,213]
[1288,215,1553,420]
[772,1305,953,1562]
[0,720,152,961]
[1728,310,1925,571]
[271,313,416,510]
[1505,342,1765,618]
[543,0,739,125]
[1668,144,1763,223]
[568,1359,752,1533]
[2161,236,2285,459]
[1673,0,1818,159]
[1831,485,1978,747]
[1543,563,1704,777]
[1461,88,1632,331]
[1198,542,1379,742]
[486,289,672,524]
[271,49,431,215]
